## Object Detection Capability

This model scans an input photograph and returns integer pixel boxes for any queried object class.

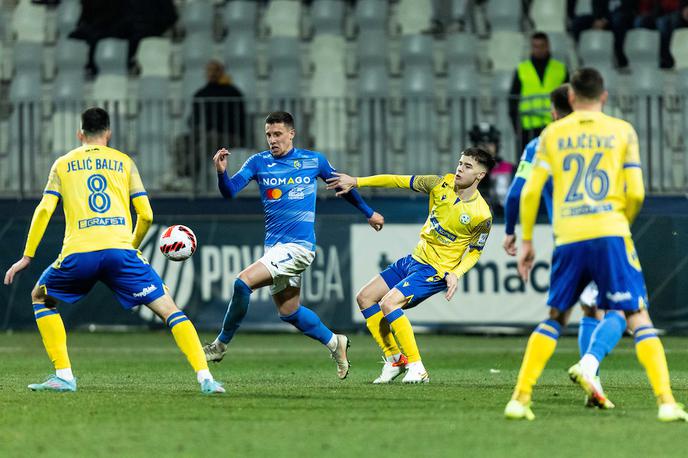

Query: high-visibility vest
[517,58,567,130]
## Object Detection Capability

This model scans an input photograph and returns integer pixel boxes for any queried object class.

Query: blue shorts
[38,249,166,310]
[548,236,648,312]
[380,254,447,308]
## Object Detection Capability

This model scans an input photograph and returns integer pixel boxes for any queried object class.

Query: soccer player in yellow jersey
[3,107,224,394]
[327,147,495,383]
[504,68,688,421]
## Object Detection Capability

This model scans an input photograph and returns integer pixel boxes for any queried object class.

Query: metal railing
[0,95,685,198]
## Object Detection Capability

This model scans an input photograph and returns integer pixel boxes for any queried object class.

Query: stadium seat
[547,31,575,68]
[222,0,258,103]
[182,34,214,99]
[355,0,387,32]
[487,0,521,32]
[487,32,526,72]
[137,37,172,78]
[137,77,172,189]
[53,39,88,101]
[445,33,479,153]
[56,0,80,40]
[530,0,566,32]
[11,0,47,43]
[579,30,614,68]
[670,29,688,70]
[491,70,516,161]
[9,42,42,101]
[268,36,301,107]
[575,0,593,15]
[182,0,214,36]
[311,0,345,35]
[396,0,432,35]
[264,0,302,38]
[625,29,660,70]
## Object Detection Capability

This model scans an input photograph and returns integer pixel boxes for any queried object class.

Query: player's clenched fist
[213,148,231,173]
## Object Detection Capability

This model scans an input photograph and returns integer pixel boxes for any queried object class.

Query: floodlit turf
[1,332,687,457]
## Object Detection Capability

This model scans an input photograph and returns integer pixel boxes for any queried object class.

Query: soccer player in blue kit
[203,111,384,379]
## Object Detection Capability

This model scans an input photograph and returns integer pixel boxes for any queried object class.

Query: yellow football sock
[33,303,71,370]
[512,320,561,404]
[635,328,675,405]
[362,304,401,357]
[168,312,208,372]
[386,309,421,363]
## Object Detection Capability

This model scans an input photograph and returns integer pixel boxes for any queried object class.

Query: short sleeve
[129,160,147,197]
[411,175,443,194]
[469,217,492,251]
[44,160,62,198]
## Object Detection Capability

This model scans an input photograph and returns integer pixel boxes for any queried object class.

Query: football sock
[512,319,561,403]
[196,369,213,383]
[585,312,626,371]
[167,312,208,372]
[578,316,599,358]
[385,309,421,363]
[634,326,675,405]
[280,305,334,345]
[362,304,401,357]
[56,368,74,381]
[218,278,252,344]
[33,303,71,371]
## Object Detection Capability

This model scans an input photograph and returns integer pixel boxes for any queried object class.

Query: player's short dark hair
[265,111,295,129]
[571,67,605,100]
[81,107,110,136]
[550,83,573,117]
[531,31,549,42]
[462,146,496,173]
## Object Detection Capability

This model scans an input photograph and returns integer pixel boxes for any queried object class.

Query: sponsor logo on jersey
[261,176,313,186]
[288,186,305,200]
[78,216,126,229]
[429,214,457,241]
[266,188,283,200]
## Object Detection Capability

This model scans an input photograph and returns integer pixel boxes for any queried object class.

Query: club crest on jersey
[460,213,471,224]
[293,160,302,169]
[266,188,282,200]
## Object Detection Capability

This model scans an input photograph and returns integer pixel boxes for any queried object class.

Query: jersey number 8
[87,174,111,213]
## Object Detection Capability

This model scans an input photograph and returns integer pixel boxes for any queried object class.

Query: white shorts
[579,282,599,307]
[258,243,316,295]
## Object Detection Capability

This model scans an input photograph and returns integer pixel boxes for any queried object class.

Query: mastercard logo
[266,188,282,200]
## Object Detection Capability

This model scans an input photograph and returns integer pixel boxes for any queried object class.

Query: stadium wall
[1,197,687,333]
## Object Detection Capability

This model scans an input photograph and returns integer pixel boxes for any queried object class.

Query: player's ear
[567,87,575,107]
[600,90,609,106]
[105,129,112,143]
[76,129,84,143]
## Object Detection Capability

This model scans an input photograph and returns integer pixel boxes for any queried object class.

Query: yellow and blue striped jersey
[43,144,147,257]
[410,174,492,275]
[533,110,641,245]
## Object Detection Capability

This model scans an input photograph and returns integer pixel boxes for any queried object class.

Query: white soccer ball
[159,225,197,261]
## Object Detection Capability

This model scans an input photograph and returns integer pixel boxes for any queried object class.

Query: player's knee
[580,304,596,318]
[547,307,569,326]
[355,288,375,310]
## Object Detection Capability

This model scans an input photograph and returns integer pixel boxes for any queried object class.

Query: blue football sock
[578,316,600,358]
[280,305,334,345]
[217,278,252,344]
[586,312,626,367]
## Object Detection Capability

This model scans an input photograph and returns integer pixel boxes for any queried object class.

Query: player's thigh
[272,285,301,316]
[253,243,315,290]
[100,249,166,309]
[355,275,391,309]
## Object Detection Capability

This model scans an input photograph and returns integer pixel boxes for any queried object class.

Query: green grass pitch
[1,332,687,457]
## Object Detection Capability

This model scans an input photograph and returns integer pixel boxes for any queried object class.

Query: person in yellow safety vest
[509,31,568,159]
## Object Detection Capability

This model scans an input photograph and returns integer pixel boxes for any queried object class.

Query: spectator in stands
[509,32,568,157]
[635,0,688,68]
[173,60,247,184]
[570,0,637,68]
[469,123,515,211]
[69,0,177,77]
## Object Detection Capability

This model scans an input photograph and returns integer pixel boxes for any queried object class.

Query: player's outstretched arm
[323,173,385,231]
[4,194,59,284]
[326,173,414,196]
[215,148,252,199]
[131,195,153,249]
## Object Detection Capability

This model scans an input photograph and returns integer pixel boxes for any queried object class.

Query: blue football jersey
[233,148,337,250]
